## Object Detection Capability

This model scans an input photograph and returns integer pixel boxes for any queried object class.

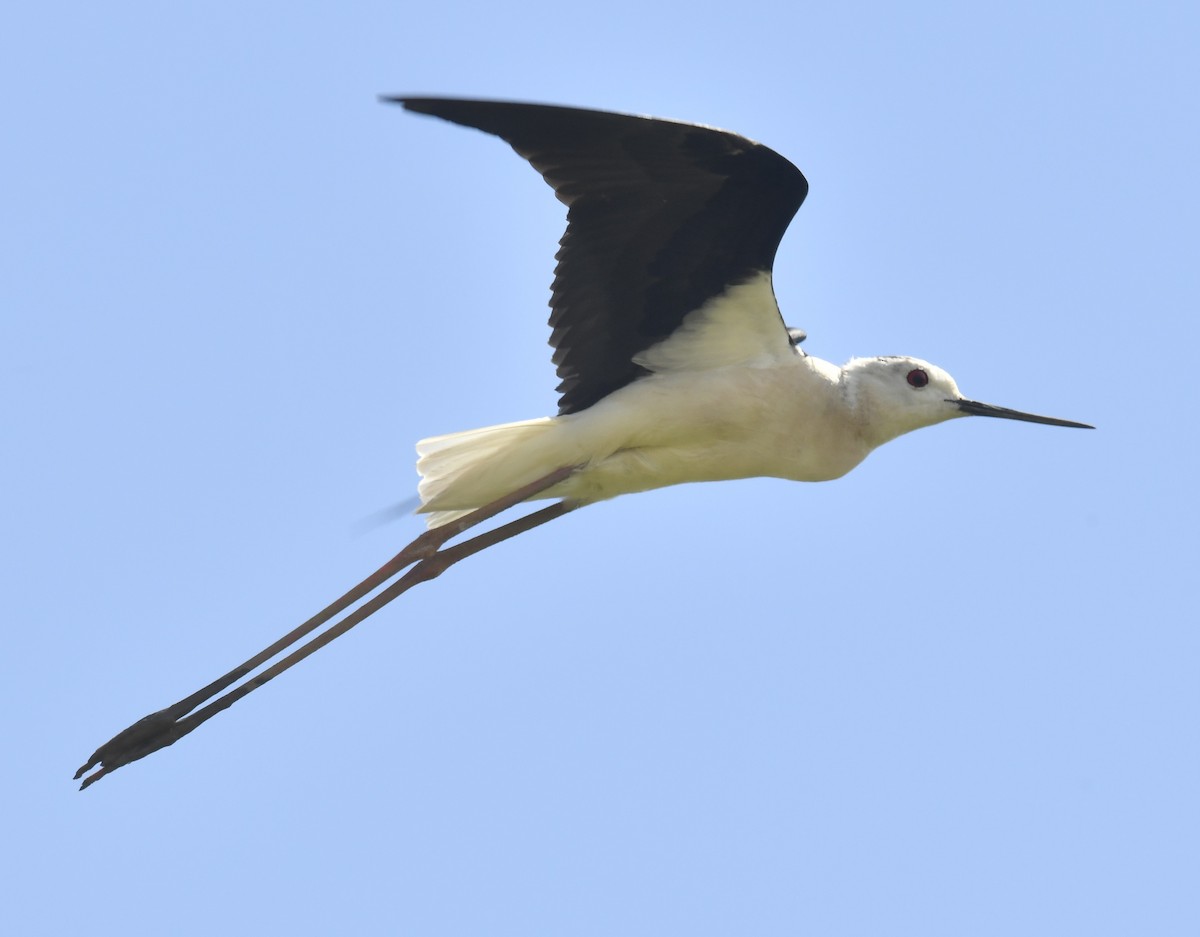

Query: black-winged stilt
[76,98,1091,789]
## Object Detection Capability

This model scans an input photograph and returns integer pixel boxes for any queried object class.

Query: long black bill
[954,399,1094,429]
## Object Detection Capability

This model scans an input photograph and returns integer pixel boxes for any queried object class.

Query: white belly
[416,354,872,525]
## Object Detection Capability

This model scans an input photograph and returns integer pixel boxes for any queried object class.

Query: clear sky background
[4,2,1198,935]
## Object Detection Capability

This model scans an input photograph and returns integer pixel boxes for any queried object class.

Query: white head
[843,356,1092,448]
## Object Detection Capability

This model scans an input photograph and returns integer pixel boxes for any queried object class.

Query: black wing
[391,97,809,415]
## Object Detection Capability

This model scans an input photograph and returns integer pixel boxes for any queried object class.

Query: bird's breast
[552,358,871,503]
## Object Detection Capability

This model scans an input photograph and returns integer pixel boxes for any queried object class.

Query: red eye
[906,368,929,388]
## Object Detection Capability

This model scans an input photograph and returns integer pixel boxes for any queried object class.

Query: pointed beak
[953,399,1094,429]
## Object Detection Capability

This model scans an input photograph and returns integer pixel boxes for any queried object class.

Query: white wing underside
[633,271,796,372]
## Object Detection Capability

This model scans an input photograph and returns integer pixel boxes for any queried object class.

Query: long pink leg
[75,465,580,790]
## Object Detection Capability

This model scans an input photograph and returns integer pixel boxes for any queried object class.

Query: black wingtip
[379,96,473,121]
[378,95,469,115]
[378,95,445,111]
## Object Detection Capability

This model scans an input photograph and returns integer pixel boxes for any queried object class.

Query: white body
[417,274,964,526]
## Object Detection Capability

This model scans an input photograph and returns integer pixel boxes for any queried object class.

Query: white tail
[416,417,561,527]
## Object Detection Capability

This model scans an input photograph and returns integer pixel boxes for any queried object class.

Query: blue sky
[4,2,1198,934]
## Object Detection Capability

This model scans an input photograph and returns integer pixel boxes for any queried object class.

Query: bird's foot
[74,708,187,790]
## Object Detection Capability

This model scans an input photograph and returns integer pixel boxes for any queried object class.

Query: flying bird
[75,98,1091,789]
